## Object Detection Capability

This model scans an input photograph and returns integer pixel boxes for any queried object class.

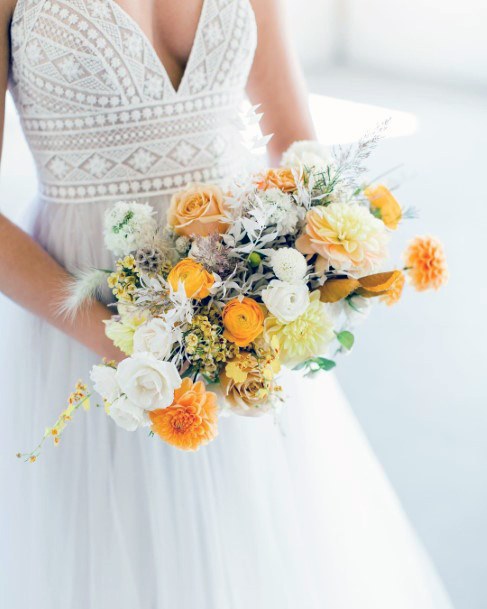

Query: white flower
[109,395,149,431]
[104,201,157,256]
[175,235,190,254]
[262,280,310,323]
[344,295,372,324]
[270,248,308,283]
[116,353,182,411]
[282,140,331,171]
[90,364,120,403]
[327,295,372,329]
[259,188,303,236]
[133,317,180,360]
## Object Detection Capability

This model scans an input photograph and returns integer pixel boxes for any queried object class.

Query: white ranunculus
[133,317,178,360]
[109,395,149,432]
[262,280,310,324]
[270,248,308,283]
[90,364,120,403]
[116,353,182,411]
[281,140,331,171]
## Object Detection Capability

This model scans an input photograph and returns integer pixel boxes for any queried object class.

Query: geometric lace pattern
[9,0,257,203]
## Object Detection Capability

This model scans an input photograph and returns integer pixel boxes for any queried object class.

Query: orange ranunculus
[167,183,229,237]
[364,184,402,230]
[404,236,448,291]
[149,378,218,451]
[222,297,264,347]
[380,271,406,306]
[167,259,214,300]
[255,168,296,193]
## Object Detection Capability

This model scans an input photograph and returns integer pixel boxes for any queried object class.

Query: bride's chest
[9,0,257,107]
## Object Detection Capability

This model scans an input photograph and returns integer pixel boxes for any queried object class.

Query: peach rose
[255,168,297,193]
[364,184,402,230]
[149,378,218,451]
[222,297,264,347]
[403,236,448,291]
[220,353,276,417]
[167,183,229,236]
[167,259,214,300]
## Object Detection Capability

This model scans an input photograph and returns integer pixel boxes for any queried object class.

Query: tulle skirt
[0,198,454,609]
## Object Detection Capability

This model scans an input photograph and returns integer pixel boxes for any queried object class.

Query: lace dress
[0,1,454,608]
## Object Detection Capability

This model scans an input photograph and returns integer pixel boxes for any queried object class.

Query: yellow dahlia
[104,311,148,355]
[296,202,389,274]
[263,291,335,368]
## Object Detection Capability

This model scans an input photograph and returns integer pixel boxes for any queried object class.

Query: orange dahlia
[404,236,448,291]
[149,378,218,451]
[380,271,406,306]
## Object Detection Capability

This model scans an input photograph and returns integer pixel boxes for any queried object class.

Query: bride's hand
[0,214,125,361]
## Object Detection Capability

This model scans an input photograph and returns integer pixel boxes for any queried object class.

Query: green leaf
[294,357,336,375]
[336,330,355,350]
[312,357,337,371]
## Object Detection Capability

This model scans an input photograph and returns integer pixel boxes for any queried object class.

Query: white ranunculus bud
[262,280,310,324]
[281,140,331,171]
[116,353,182,411]
[109,395,149,431]
[90,364,120,403]
[133,318,178,360]
[270,248,308,283]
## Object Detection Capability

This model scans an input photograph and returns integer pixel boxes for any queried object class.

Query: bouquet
[20,129,448,460]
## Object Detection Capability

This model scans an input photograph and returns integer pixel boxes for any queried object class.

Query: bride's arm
[247,0,317,164]
[0,4,122,361]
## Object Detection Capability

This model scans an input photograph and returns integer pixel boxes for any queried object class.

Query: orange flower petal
[149,378,218,451]
[319,278,360,303]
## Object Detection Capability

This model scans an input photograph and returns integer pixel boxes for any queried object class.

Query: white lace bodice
[8,0,257,204]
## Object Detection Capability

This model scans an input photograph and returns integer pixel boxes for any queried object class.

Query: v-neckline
[106,0,208,96]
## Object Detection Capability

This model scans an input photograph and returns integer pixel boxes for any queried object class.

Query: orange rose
[167,259,214,300]
[404,236,448,291]
[167,183,229,236]
[364,184,402,230]
[222,297,264,347]
[255,168,296,193]
[149,378,218,451]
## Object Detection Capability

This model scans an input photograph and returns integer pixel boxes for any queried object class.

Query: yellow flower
[264,291,335,368]
[167,259,215,300]
[296,203,389,274]
[364,184,402,230]
[121,255,136,269]
[104,311,148,355]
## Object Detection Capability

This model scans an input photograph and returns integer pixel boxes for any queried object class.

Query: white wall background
[292,0,487,89]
